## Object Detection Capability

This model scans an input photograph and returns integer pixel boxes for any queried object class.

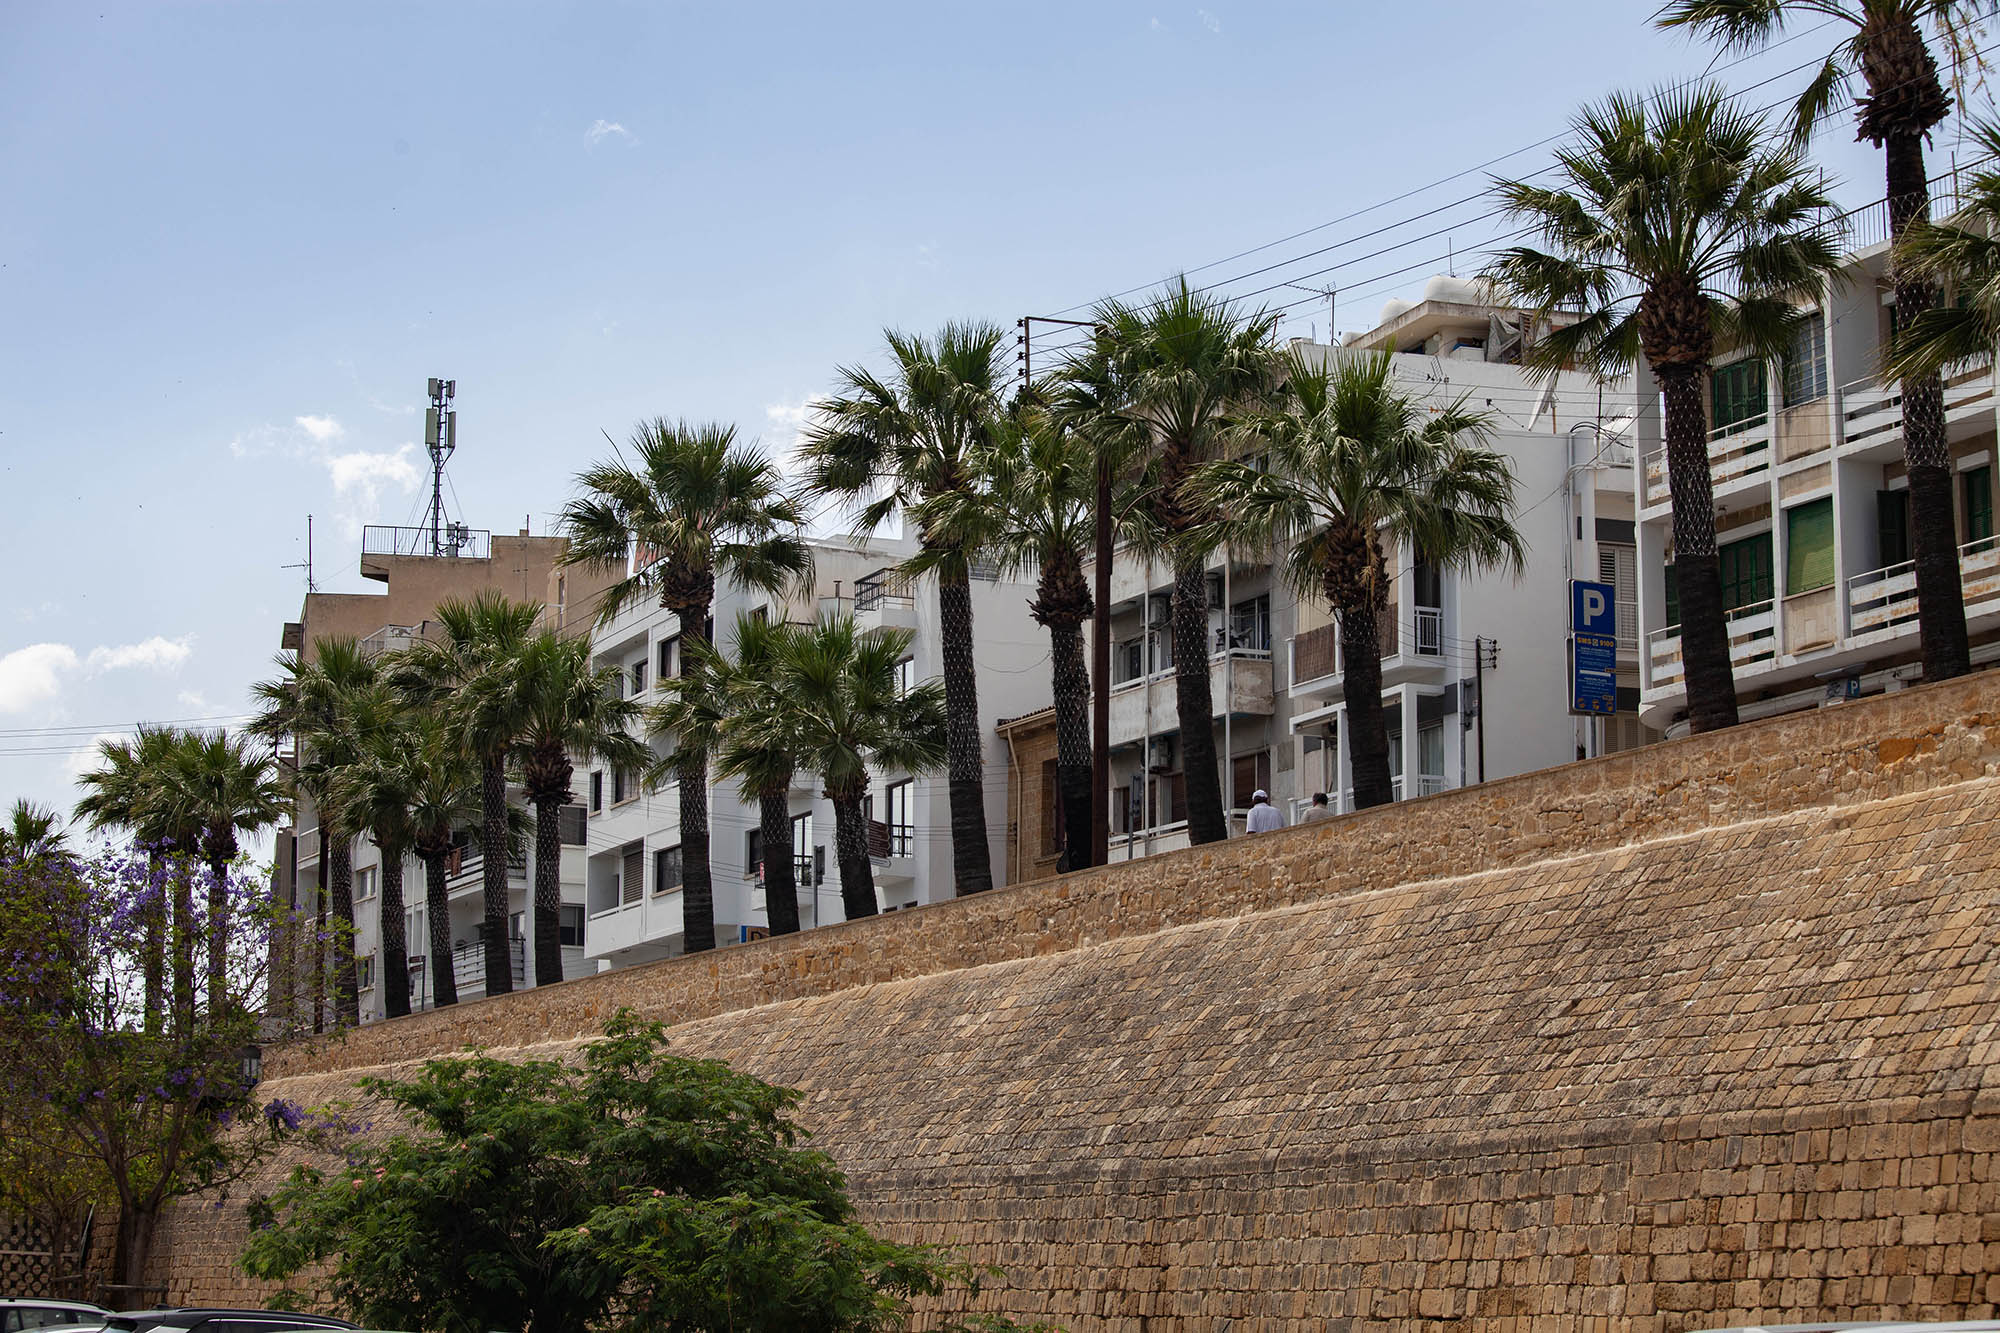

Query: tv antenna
[423,378,464,556]
[280,514,317,593]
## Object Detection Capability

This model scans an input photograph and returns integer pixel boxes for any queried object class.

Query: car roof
[111,1314,353,1329]
[1690,1324,2000,1332]
[0,1303,110,1313]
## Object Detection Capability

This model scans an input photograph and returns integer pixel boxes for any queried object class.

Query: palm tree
[156,729,283,1011]
[0,799,71,866]
[399,712,485,1010]
[1660,0,1986,681]
[559,419,812,953]
[391,593,540,998]
[325,720,423,1019]
[476,631,648,986]
[645,641,732,948]
[74,724,185,1032]
[967,400,1100,869]
[708,615,806,936]
[1196,348,1525,808]
[1886,118,2000,369]
[1083,279,1279,843]
[252,639,384,1027]
[1486,85,1845,733]
[766,614,947,919]
[802,323,1010,895]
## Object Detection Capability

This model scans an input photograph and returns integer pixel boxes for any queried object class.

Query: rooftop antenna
[1284,282,1337,345]
[423,377,459,557]
[280,514,317,593]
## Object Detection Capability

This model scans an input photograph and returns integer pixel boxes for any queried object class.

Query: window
[1117,639,1144,683]
[1598,544,1637,644]
[654,845,683,894]
[1783,311,1828,406]
[748,605,770,627]
[1228,593,1272,650]
[1410,561,1442,611]
[612,767,629,804]
[354,865,377,902]
[1718,532,1774,610]
[559,804,587,845]
[792,812,813,886]
[589,771,603,813]
[1785,498,1836,594]
[1229,751,1272,806]
[882,779,914,856]
[356,954,375,991]
[1965,465,1994,541]
[1419,722,1446,785]
[894,655,915,696]
[1664,562,1679,629]
[556,574,566,609]
[1040,760,1064,855]
[559,904,584,948]
[658,635,680,680]
[1878,490,1911,567]
[621,844,643,905]
[745,828,762,877]
[1711,358,1767,434]
[630,658,647,694]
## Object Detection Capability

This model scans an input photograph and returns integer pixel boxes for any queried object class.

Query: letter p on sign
[1571,579,1616,636]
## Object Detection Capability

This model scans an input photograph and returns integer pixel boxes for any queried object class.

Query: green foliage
[243,1012,1050,1333]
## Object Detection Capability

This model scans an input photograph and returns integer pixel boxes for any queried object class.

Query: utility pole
[1017,314,1112,867]
[423,378,458,556]
[281,514,317,594]
[1473,637,1499,783]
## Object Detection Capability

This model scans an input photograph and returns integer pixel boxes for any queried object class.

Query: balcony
[1108,649,1274,746]
[1640,415,1772,510]
[1288,606,1445,700]
[1836,356,1996,462]
[1847,536,2000,649]
[451,937,524,995]
[358,624,425,659]
[445,846,528,897]
[1644,598,1778,691]
[360,524,492,560]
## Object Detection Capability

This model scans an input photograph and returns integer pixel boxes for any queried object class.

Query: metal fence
[360,524,493,560]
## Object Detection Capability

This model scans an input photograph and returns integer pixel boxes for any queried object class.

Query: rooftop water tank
[1377,297,1413,325]
[1422,274,1492,306]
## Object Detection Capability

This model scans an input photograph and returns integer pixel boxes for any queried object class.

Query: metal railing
[358,624,423,659]
[1837,353,1996,457]
[361,524,492,560]
[1413,606,1443,656]
[1644,598,1779,690]
[1286,606,1438,687]
[1847,535,2000,645]
[867,820,914,859]
[451,937,525,993]
[854,567,916,613]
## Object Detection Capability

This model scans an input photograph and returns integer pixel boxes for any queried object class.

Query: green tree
[1486,84,1845,733]
[1660,0,1987,682]
[398,711,487,1010]
[0,798,71,865]
[762,614,947,919]
[1081,280,1279,845]
[475,631,648,986]
[1886,117,2000,366]
[253,639,384,1027]
[1196,348,1525,809]
[391,594,541,998]
[74,725,184,1031]
[326,719,425,1019]
[644,645,732,950]
[559,419,813,954]
[708,615,807,936]
[242,1014,1050,1333]
[158,729,284,1012]
[802,324,1009,896]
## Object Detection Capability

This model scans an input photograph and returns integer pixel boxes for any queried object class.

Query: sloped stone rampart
[149,674,2000,1329]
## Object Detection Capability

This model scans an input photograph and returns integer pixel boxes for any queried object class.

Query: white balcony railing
[1847,535,2000,647]
[1640,415,1774,509]
[1645,598,1779,691]
[1838,355,1996,458]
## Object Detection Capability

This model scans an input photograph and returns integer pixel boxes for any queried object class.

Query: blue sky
[0,0,1972,826]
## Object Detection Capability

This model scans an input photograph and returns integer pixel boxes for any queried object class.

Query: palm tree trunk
[203,835,232,1015]
[1342,601,1396,810]
[1090,458,1113,868]
[1049,616,1094,873]
[680,607,717,953]
[379,850,410,1019]
[759,789,800,935]
[830,787,877,921]
[142,848,165,1036]
[1660,367,1740,733]
[169,857,197,1035]
[312,856,327,1034]
[479,760,513,996]
[325,829,359,1026]
[937,565,995,894]
[1171,559,1227,843]
[423,850,457,1008]
[531,794,565,988]
[1888,129,1971,681]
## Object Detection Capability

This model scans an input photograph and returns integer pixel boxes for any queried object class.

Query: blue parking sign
[1570,580,1619,716]
[1571,579,1616,636]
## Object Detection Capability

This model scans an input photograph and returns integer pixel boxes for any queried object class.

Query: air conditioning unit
[1147,735,1176,772]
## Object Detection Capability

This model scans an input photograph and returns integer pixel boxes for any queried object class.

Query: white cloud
[177,689,212,712]
[294,414,345,442]
[1197,7,1220,31]
[586,119,635,147]
[0,643,80,715]
[324,446,422,538]
[86,636,193,674]
[1150,15,1164,29]
[64,731,131,781]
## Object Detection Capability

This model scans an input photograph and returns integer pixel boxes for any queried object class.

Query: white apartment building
[1633,203,2000,730]
[578,534,1047,970]
[1002,278,1654,879]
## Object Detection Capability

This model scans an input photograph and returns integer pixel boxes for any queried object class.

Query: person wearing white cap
[1244,788,1284,833]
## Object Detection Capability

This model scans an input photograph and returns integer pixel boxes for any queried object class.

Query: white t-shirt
[1245,801,1285,833]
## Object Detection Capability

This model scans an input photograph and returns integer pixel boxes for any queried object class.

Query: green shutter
[1964,466,1993,542]
[1711,359,1768,433]
[1718,532,1774,609]
[1786,498,1835,593]
[1663,564,1679,629]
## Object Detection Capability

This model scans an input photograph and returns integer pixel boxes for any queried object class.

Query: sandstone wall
[150,674,2000,1330]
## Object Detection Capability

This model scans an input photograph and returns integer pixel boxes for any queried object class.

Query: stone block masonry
[150,672,2000,1330]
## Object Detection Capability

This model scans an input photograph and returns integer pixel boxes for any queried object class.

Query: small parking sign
[1570,580,1619,716]
[1571,579,1616,637]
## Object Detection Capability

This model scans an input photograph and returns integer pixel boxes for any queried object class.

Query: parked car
[105,1311,355,1333]
[0,1300,111,1333]
[1691,1323,2000,1332]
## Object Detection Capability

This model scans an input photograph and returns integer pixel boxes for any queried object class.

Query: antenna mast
[423,377,459,556]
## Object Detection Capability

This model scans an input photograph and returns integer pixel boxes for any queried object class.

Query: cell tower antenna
[422,377,459,556]
[281,514,317,593]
